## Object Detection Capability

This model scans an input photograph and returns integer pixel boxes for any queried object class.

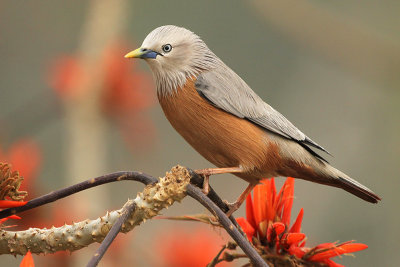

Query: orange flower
[48,56,86,100]
[0,200,27,208]
[101,44,154,117]
[236,178,367,266]
[0,214,22,226]
[48,42,156,152]
[0,196,26,226]
[20,251,35,267]
[155,226,231,267]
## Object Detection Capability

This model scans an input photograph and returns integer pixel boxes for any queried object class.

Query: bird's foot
[195,167,242,195]
[224,182,258,217]
[224,200,242,218]
[201,174,210,195]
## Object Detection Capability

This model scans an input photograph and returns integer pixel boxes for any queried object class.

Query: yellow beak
[124,47,160,59]
[124,48,144,59]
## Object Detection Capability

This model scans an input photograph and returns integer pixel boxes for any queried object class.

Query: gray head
[125,25,220,96]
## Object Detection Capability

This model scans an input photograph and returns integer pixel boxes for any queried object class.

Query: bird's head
[125,25,219,95]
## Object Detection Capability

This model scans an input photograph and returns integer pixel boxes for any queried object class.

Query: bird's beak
[124,47,159,59]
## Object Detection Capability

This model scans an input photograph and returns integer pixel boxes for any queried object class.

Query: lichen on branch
[0,165,190,255]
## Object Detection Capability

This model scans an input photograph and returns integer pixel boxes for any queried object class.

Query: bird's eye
[162,44,172,53]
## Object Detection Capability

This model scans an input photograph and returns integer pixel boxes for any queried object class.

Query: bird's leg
[195,167,242,195]
[202,174,210,195]
[225,182,257,217]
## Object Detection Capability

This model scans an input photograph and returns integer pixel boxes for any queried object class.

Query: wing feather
[194,69,330,157]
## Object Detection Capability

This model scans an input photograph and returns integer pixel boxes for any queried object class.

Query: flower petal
[245,193,256,229]
[265,178,276,222]
[253,181,269,230]
[273,222,285,236]
[20,251,34,267]
[236,217,255,242]
[289,208,304,233]
[309,242,368,261]
[267,222,285,242]
[0,215,22,225]
[0,200,27,209]
[281,178,294,226]
[285,233,306,245]
[325,259,345,267]
[289,244,307,258]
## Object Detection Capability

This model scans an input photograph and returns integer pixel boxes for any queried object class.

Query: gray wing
[194,69,330,156]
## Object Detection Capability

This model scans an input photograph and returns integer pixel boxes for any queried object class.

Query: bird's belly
[158,79,281,182]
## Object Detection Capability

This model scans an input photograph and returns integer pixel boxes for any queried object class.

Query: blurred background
[1,0,399,266]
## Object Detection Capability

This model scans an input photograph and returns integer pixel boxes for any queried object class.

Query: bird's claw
[223,200,241,218]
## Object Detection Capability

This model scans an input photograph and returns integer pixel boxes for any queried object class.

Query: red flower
[48,42,156,152]
[20,251,35,267]
[0,200,27,209]
[155,226,231,267]
[48,56,86,100]
[0,199,25,226]
[0,214,22,226]
[236,178,367,266]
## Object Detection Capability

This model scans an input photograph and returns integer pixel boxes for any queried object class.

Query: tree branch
[188,169,241,229]
[0,166,189,255]
[186,184,269,267]
[0,171,157,220]
[86,201,137,267]
[0,166,268,266]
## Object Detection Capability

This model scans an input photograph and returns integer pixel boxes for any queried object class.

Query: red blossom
[0,215,21,225]
[307,241,368,262]
[236,178,368,266]
[0,201,25,226]
[48,56,86,100]
[101,44,154,117]
[236,217,255,242]
[20,251,34,267]
[155,226,231,267]
[0,200,27,209]
[48,42,156,152]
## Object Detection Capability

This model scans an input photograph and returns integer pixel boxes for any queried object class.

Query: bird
[125,25,380,215]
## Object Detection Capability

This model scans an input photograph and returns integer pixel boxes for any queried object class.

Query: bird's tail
[322,165,381,203]
[336,175,381,203]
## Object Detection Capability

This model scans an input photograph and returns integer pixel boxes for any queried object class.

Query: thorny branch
[86,201,137,267]
[0,166,269,267]
[0,171,157,220]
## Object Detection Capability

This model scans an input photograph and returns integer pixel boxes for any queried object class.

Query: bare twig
[0,171,157,219]
[86,201,137,267]
[207,244,228,267]
[186,184,269,267]
[188,169,241,229]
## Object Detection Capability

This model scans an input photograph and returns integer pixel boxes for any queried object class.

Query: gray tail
[314,164,381,203]
[336,176,381,203]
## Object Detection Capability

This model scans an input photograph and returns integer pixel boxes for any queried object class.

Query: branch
[188,169,241,230]
[186,184,269,267]
[0,166,268,266]
[86,201,137,267]
[0,171,157,220]
[0,166,189,255]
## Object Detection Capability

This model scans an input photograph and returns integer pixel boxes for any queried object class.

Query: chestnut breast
[158,78,282,182]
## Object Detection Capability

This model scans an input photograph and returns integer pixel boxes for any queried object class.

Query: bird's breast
[158,77,282,182]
